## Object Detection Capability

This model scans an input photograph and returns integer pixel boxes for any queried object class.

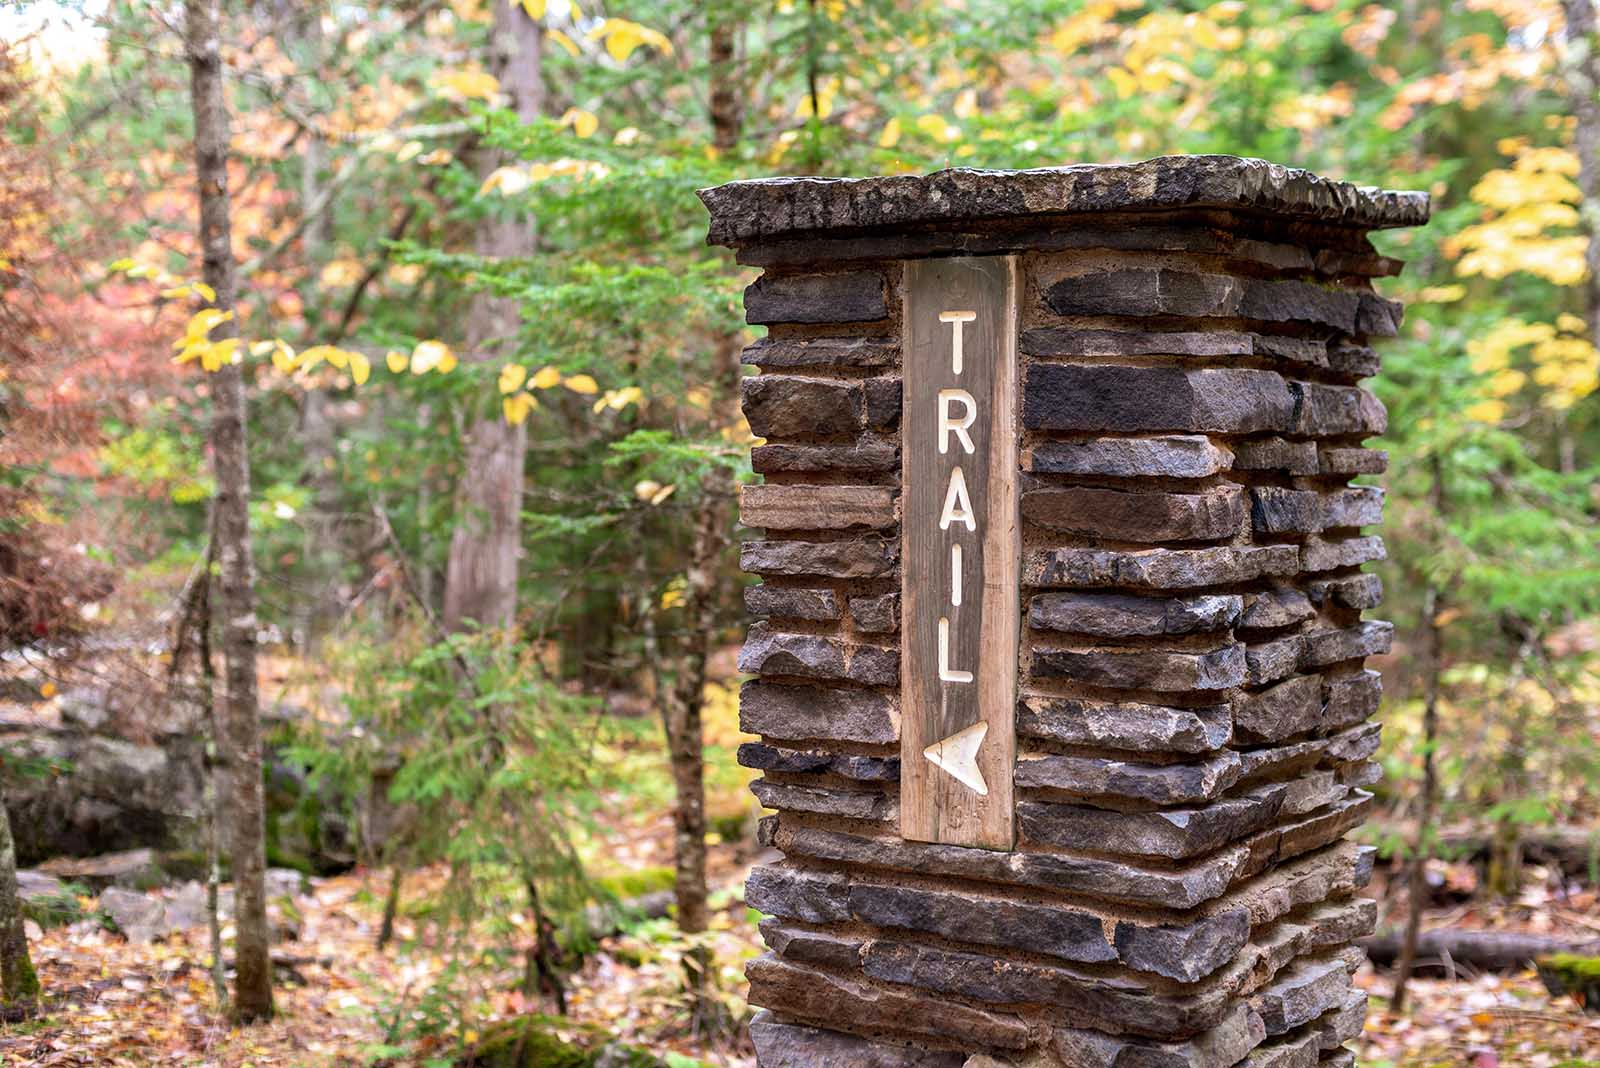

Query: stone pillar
[701,156,1428,1068]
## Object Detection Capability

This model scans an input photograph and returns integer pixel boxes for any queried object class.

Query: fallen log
[1362,928,1600,972]
[1370,823,1600,880]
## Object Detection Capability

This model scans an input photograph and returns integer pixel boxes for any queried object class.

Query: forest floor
[3,844,1599,1067]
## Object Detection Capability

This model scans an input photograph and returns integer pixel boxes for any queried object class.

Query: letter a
[938,389,977,455]
[939,466,976,531]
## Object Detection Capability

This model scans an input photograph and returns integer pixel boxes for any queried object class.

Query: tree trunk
[441,0,542,635]
[0,784,39,1011]
[184,0,273,1023]
[1392,456,1446,1016]
[281,0,342,652]
[649,16,748,1031]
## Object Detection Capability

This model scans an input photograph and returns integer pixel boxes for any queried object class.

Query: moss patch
[458,1016,668,1068]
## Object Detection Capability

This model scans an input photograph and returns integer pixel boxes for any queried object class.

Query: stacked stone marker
[701,155,1428,1068]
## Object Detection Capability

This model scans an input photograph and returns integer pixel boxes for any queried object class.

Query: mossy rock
[594,866,674,902]
[459,1016,668,1068]
[1538,953,1600,1014]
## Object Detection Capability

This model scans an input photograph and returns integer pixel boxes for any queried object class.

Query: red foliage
[0,41,113,647]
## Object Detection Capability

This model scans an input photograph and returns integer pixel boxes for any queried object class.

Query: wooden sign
[900,256,1019,850]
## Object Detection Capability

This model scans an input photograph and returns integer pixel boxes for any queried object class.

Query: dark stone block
[1025,434,1232,478]
[748,1013,966,1068]
[1022,327,1256,358]
[742,334,897,369]
[1114,908,1253,983]
[746,865,850,923]
[1234,675,1324,743]
[1326,342,1380,377]
[1031,642,1246,692]
[776,824,1247,909]
[1356,291,1404,337]
[865,376,902,429]
[848,592,900,634]
[1020,784,1286,861]
[1292,383,1387,437]
[1232,437,1320,474]
[1301,621,1393,668]
[1252,487,1325,535]
[1307,574,1383,611]
[739,622,898,685]
[752,435,899,474]
[746,956,1032,1049]
[1050,1003,1266,1068]
[743,375,865,438]
[753,1013,968,1067]
[739,680,898,744]
[1250,957,1353,1036]
[1319,447,1387,475]
[1013,750,1243,805]
[861,939,1233,1039]
[741,537,898,578]
[1301,536,1385,572]
[1043,269,1362,334]
[750,779,894,820]
[1024,485,1247,542]
[740,483,897,531]
[1024,365,1295,434]
[1024,545,1300,590]
[759,923,867,970]
[745,269,887,324]
[847,882,1117,964]
[1029,592,1241,638]
[745,585,841,621]
[1239,589,1316,631]
[1323,670,1381,729]
[737,742,900,781]
[1322,486,1383,529]
[1018,695,1232,753]
[1246,635,1308,686]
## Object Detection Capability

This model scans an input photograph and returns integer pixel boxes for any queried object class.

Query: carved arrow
[922,720,989,796]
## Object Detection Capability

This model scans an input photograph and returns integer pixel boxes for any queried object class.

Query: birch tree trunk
[442,0,542,635]
[184,0,274,1023]
[0,785,39,1010]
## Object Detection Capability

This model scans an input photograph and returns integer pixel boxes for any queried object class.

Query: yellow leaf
[108,257,135,272]
[914,113,960,143]
[481,166,530,196]
[953,88,978,119]
[649,483,675,505]
[268,340,297,374]
[518,0,545,18]
[503,392,538,424]
[562,107,599,138]
[659,587,684,610]
[634,479,662,501]
[613,126,640,145]
[396,140,424,162]
[530,365,562,389]
[431,68,501,102]
[417,148,453,166]
[386,349,409,374]
[562,373,599,394]
[877,117,901,148]
[349,351,371,385]
[194,282,216,303]
[438,348,458,373]
[40,681,57,698]
[549,29,580,56]
[499,363,528,394]
[411,340,455,374]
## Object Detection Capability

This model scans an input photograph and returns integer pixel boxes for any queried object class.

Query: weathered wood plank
[900,255,1018,850]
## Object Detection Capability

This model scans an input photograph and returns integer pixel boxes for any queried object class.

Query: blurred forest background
[2,0,1600,1065]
